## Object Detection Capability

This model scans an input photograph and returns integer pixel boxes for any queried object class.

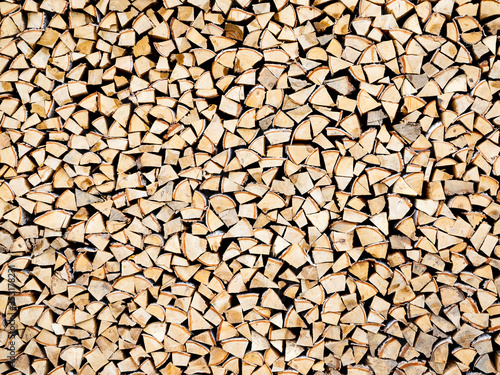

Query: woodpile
[1,0,500,374]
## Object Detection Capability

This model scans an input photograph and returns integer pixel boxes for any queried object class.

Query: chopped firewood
[1,0,500,374]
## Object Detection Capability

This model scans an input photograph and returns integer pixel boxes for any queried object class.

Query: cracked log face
[1,0,500,375]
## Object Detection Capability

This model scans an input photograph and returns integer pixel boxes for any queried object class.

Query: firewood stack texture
[1,0,500,374]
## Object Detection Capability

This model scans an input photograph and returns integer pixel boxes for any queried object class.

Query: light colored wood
[1,1,499,375]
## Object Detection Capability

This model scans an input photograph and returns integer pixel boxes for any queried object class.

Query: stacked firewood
[1,0,500,374]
